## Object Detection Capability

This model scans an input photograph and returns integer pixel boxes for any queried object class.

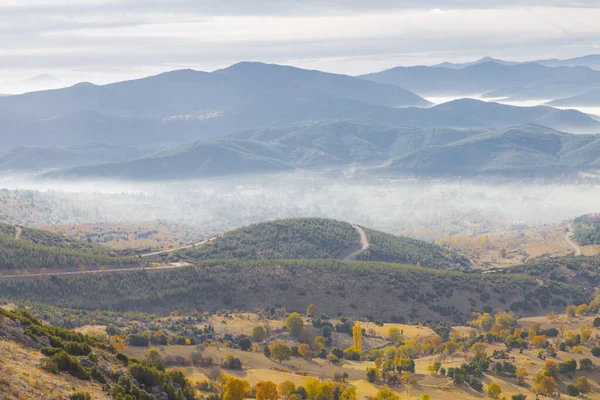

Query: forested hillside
[172,218,468,269]
[504,255,600,292]
[174,218,359,261]
[0,259,585,322]
[0,223,136,270]
[356,228,470,269]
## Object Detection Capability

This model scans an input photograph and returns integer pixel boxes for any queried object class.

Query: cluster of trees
[465,308,600,398]
[356,228,470,270]
[176,218,360,261]
[573,214,600,245]
[217,376,358,400]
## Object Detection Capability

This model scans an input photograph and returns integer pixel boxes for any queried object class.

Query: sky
[2,0,600,93]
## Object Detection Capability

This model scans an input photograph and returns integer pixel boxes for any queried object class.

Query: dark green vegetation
[170,218,467,269]
[502,256,600,295]
[0,259,586,323]
[0,223,138,270]
[573,214,600,245]
[51,121,600,180]
[0,308,199,400]
[356,228,470,269]
[175,218,358,260]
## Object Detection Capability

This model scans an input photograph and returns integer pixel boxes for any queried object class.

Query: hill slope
[356,228,470,269]
[387,125,600,176]
[170,218,468,269]
[49,139,294,180]
[0,142,144,171]
[0,223,136,270]
[0,259,586,322]
[548,88,600,107]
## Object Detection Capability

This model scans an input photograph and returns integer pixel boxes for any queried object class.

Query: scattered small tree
[252,325,267,342]
[298,344,313,360]
[271,343,292,364]
[575,376,591,394]
[487,383,502,399]
[306,304,319,317]
[366,367,379,383]
[286,313,304,336]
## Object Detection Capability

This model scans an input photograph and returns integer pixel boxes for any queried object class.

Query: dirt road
[140,237,216,257]
[342,226,370,260]
[0,236,216,280]
[0,262,193,280]
[564,223,582,256]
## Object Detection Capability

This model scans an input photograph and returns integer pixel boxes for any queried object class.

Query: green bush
[565,384,579,397]
[64,341,92,356]
[69,391,91,400]
[51,350,90,380]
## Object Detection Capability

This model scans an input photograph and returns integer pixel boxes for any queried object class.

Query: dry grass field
[120,310,600,400]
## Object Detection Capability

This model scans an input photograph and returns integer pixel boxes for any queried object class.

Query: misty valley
[2,7,600,400]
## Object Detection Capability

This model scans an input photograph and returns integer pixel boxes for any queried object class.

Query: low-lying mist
[1,172,599,241]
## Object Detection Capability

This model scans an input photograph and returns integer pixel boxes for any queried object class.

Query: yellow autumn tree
[306,304,319,317]
[352,322,363,354]
[487,383,502,399]
[516,368,528,385]
[298,344,312,360]
[223,377,251,400]
[256,381,278,400]
[534,376,557,396]
[278,381,296,400]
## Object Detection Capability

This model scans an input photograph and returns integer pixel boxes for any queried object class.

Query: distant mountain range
[1,61,600,154]
[432,54,600,70]
[359,62,600,100]
[45,120,600,180]
[0,62,429,150]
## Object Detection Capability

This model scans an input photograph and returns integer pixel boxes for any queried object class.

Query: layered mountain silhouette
[0,62,429,149]
[2,62,600,154]
[432,55,600,70]
[46,121,600,180]
[360,61,600,100]
[548,88,600,108]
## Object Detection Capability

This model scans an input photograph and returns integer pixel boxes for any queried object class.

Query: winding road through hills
[564,223,582,256]
[0,226,371,280]
[342,226,371,261]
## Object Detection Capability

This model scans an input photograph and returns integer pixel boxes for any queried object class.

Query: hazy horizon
[3,1,600,93]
